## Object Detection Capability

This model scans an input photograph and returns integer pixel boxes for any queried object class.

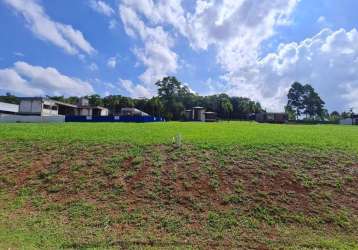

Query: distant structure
[75,98,109,117]
[0,101,19,115]
[185,107,217,122]
[120,107,149,117]
[340,114,358,125]
[0,97,163,123]
[255,112,288,124]
[18,97,108,117]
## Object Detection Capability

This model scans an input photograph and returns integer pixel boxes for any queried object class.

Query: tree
[103,95,134,114]
[329,111,341,122]
[155,76,191,120]
[0,92,19,104]
[220,98,233,119]
[147,97,164,117]
[302,84,325,120]
[286,82,305,120]
[87,94,103,106]
[156,76,190,99]
[286,82,326,120]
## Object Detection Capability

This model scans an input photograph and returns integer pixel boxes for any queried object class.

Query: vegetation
[0,122,358,150]
[1,77,262,120]
[1,122,358,249]
[2,78,354,122]
[286,82,326,120]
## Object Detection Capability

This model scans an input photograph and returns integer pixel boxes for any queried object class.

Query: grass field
[1,121,358,249]
[1,121,358,149]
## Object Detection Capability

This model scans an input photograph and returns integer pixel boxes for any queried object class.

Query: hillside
[1,122,358,249]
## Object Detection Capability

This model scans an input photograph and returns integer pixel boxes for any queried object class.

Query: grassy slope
[0,121,358,149]
[1,122,358,249]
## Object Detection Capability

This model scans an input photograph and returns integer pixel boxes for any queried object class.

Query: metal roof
[55,101,77,108]
[18,97,47,101]
[0,101,19,113]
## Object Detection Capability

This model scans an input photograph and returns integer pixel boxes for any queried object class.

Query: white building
[18,97,108,117]
[0,101,19,114]
[19,97,59,116]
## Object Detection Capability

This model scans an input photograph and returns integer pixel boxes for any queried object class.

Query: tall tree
[286,82,305,119]
[302,84,325,119]
[155,76,191,120]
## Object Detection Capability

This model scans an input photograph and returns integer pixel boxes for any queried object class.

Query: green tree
[155,76,190,120]
[87,94,103,106]
[302,84,325,120]
[148,97,164,117]
[0,92,19,104]
[286,82,305,120]
[329,111,341,122]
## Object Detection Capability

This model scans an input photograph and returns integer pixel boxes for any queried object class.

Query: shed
[192,106,206,121]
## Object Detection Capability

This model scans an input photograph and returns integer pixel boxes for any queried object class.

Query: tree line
[285,81,352,122]
[0,77,352,121]
[0,77,262,120]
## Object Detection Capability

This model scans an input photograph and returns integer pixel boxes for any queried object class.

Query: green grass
[1,121,358,249]
[0,121,358,150]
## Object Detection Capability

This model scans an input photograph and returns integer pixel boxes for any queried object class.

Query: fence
[288,120,339,125]
[65,116,164,123]
[0,114,65,123]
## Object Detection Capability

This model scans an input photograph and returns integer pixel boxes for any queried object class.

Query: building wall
[19,99,59,116]
[19,100,42,114]
[0,102,19,113]
[0,114,64,123]
[78,108,92,116]
[41,100,58,116]
[100,109,109,116]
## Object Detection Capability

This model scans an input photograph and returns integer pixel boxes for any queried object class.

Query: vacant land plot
[0,122,358,249]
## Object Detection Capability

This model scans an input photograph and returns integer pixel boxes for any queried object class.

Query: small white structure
[18,97,109,117]
[0,101,19,114]
[120,107,149,116]
[185,107,206,121]
[76,98,109,116]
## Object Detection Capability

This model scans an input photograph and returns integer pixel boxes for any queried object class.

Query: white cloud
[184,0,298,71]
[107,57,117,69]
[108,19,117,29]
[119,78,151,98]
[89,0,114,16]
[226,28,358,112]
[88,63,98,71]
[4,0,95,55]
[0,61,94,96]
[14,52,25,57]
[117,0,358,112]
[118,0,300,103]
[0,68,43,95]
[88,0,116,30]
[119,1,180,97]
[317,16,326,24]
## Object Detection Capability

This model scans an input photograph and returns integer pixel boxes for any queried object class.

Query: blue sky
[1,0,358,112]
